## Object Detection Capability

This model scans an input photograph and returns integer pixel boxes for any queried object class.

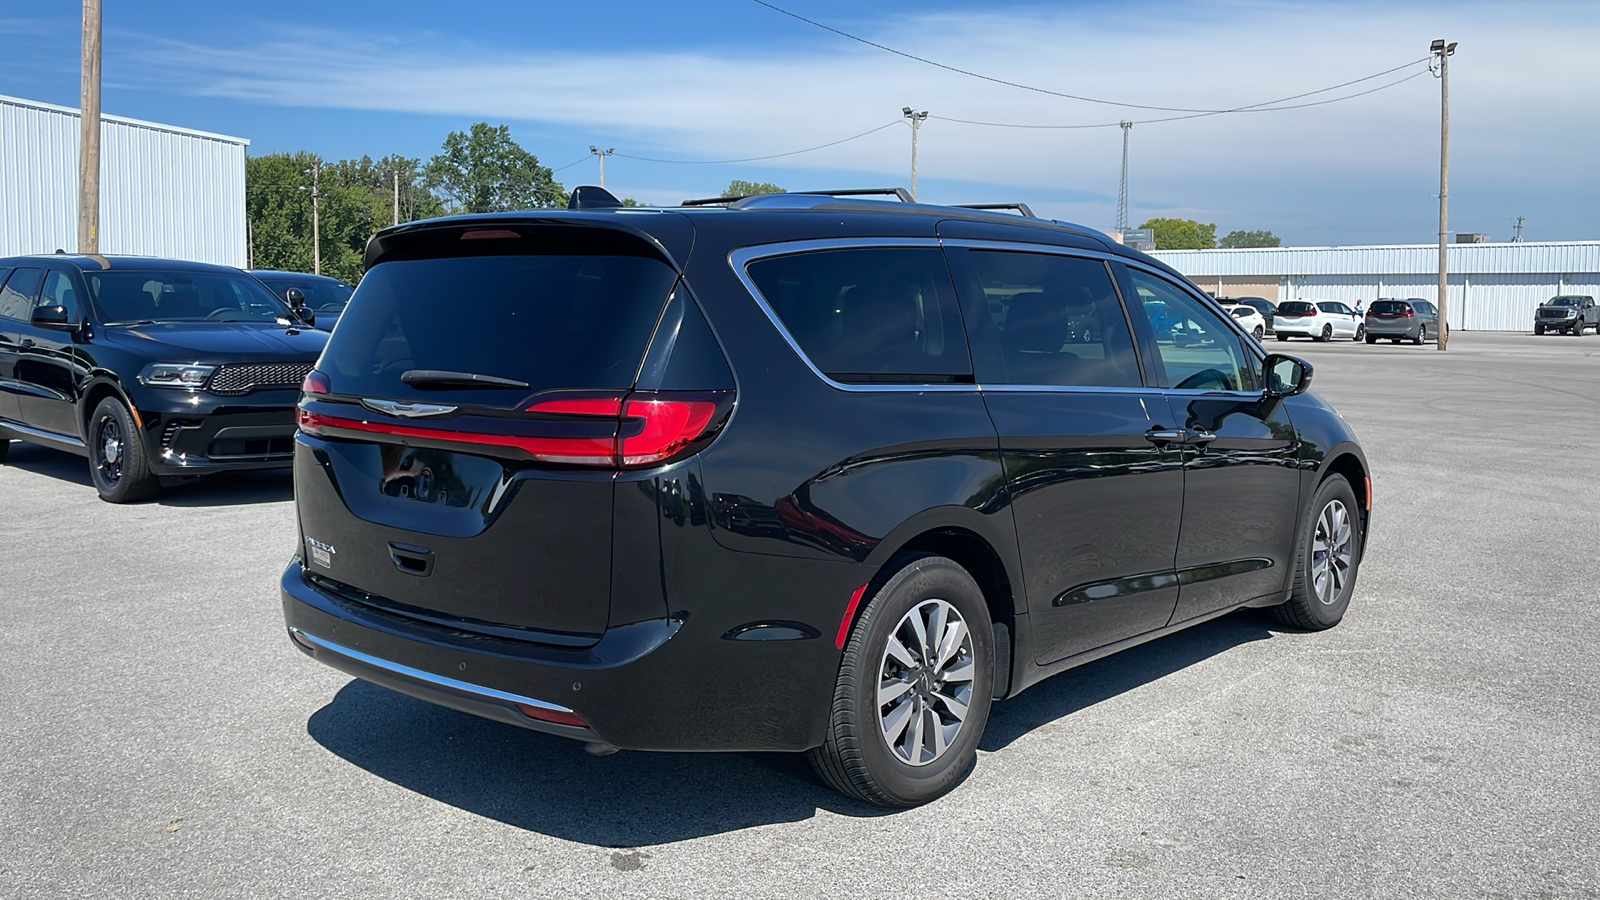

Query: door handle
[1144,429,1185,445]
[20,338,34,348]
[1185,429,1218,445]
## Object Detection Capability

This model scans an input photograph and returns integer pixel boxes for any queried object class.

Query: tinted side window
[40,270,82,320]
[745,248,970,383]
[1126,269,1257,391]
[957,250,1140,387]
[0,267,45,321]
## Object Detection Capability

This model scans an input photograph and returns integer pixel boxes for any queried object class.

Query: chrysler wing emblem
[361,398,458,418]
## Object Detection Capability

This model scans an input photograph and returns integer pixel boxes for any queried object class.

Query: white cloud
[125,1,1600,242]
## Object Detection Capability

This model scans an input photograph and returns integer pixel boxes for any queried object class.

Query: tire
[1364,334,1377,344]
[1253,325,1264,341]
[808,555,995,808]
[1413,325,1426,346]
[1271,476,1363,631]
[1317,324,1332,342]
[1353,325,1365,342]
[1574,319,1587,336]
[1276,334,1289,342]
[87,397,159,503]
[1534,324,1545,335]
[0,436,9,463]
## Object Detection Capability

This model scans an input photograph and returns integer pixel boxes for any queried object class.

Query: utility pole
[1432,39,1456,351]
[1512,216,1524,242]
[78,0,102,254]
[1117,121,1133,233]
[589,146,614,188]
[308,160,321,276]
[902,108,928,201]
[391,167,400,226]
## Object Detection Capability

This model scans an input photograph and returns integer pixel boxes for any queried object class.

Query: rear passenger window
[0,267,45,321]
[745,248,970,383]
[959,250,1141,388]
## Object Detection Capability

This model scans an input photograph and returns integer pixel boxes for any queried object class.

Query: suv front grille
[208,362,314,396]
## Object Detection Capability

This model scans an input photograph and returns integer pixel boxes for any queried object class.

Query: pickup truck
[1533,296,1597,335]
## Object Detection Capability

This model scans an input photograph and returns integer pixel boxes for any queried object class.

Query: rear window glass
[746,248,970,383]
[321,255,677,403]
[1371,301,1409,314]
[1278,301,1314,314]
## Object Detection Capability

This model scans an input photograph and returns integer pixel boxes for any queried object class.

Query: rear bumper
[1363,320,1419,337]
[280,557,844,752]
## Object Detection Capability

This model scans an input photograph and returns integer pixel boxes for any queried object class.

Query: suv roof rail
[953,203,1037,218]
[682,187,914,207]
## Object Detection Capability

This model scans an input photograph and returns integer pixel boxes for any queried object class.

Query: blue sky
[2,0,1597,244]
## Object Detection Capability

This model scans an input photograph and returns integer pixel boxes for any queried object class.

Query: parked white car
[1275,299,1364,342]
[1223,304,1267,341]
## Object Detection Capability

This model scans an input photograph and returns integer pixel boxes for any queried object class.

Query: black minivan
[282,189,1370,806]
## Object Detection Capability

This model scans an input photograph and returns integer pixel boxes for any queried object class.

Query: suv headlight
[138,363,217,389]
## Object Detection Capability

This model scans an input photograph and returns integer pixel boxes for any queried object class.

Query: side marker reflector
[835,583,870,650]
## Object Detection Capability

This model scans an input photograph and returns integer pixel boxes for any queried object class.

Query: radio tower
[1116,121,1133,233]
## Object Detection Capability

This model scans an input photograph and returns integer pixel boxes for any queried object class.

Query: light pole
[78,0,102,254]
[1432,38,1456,350]
[902,107,928,201]
[305,160,321,276]
[1117,121,1133,233]
[590,146,614,188]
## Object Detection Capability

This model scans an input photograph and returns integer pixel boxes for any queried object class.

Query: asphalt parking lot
[2,331,1597,899]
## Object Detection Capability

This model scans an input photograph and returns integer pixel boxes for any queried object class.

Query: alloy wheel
[1311,499,1354,606]
[877,598,975,767]
[96,414,124,486]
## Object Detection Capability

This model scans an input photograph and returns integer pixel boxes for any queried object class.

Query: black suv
[0,256,327,502]
[281,188,1370,806]
[252,270,356,332]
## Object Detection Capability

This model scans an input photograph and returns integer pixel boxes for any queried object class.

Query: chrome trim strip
[289,628,577,716]
[0,419,86,447]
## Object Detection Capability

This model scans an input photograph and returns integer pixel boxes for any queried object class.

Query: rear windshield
[321,255,678,404]
[1371,300,1409,314]
[90,270,289,324]
[1278,301,1314,314]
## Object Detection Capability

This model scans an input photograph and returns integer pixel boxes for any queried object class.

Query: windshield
[90,271,291,325]
[1545,297,1583,307]
[263,278,354,314]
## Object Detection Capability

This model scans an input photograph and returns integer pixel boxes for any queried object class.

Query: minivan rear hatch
[294,219,714,644]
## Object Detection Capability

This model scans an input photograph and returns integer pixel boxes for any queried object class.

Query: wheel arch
[1316,444,1371,550]
[79,374,137,441]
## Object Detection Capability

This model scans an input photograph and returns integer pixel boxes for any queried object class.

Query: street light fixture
[902,107,928,201]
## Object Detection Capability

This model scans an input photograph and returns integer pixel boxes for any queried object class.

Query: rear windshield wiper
[400,369,532,390]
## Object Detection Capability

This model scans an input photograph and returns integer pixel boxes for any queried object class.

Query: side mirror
[31,304,72,329]
[285,287,306,308]
[1263,354,1313,398]
[294,307,316,327]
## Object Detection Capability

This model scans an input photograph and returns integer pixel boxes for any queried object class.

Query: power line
[753,0,1428,117]
[612,120,901,165]
[550,154,592,173]
[932,69,1431,130]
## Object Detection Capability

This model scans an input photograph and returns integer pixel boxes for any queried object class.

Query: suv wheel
[1414,325,1426,345]
[88,397,158,503]
[808,555,995,807]
[0,436,8,463]
[1353,324,1365,342]
[1272,477,1362,631]
[1253,325,1264,341]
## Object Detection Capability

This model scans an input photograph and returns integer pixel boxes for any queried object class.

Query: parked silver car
[1364,298,1440,344]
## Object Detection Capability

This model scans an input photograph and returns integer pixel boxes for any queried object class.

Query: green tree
[424,123,564,213]
[722,180,785,198]
[1218,229,1282,249]
[1139,218,1218,250]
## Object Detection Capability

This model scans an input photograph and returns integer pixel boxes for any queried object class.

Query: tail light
[299,390,729,469]
[301,370,330,394]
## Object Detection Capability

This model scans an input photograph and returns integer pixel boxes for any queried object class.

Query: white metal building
[1151,242,1600,332]
[1,94,248,267]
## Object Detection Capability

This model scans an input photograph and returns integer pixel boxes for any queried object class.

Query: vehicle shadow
[981,611,1278,750]
[3,441,93,486]
[157,470,293,507]
[306,610,1278,843]
[306,680,887,846]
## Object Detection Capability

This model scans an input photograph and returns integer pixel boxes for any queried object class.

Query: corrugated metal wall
[1153,242,1600,331]
[1,95,248,267]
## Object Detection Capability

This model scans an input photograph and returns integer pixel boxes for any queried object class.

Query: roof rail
[681,187,914,207]
[953,203,1037,218]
